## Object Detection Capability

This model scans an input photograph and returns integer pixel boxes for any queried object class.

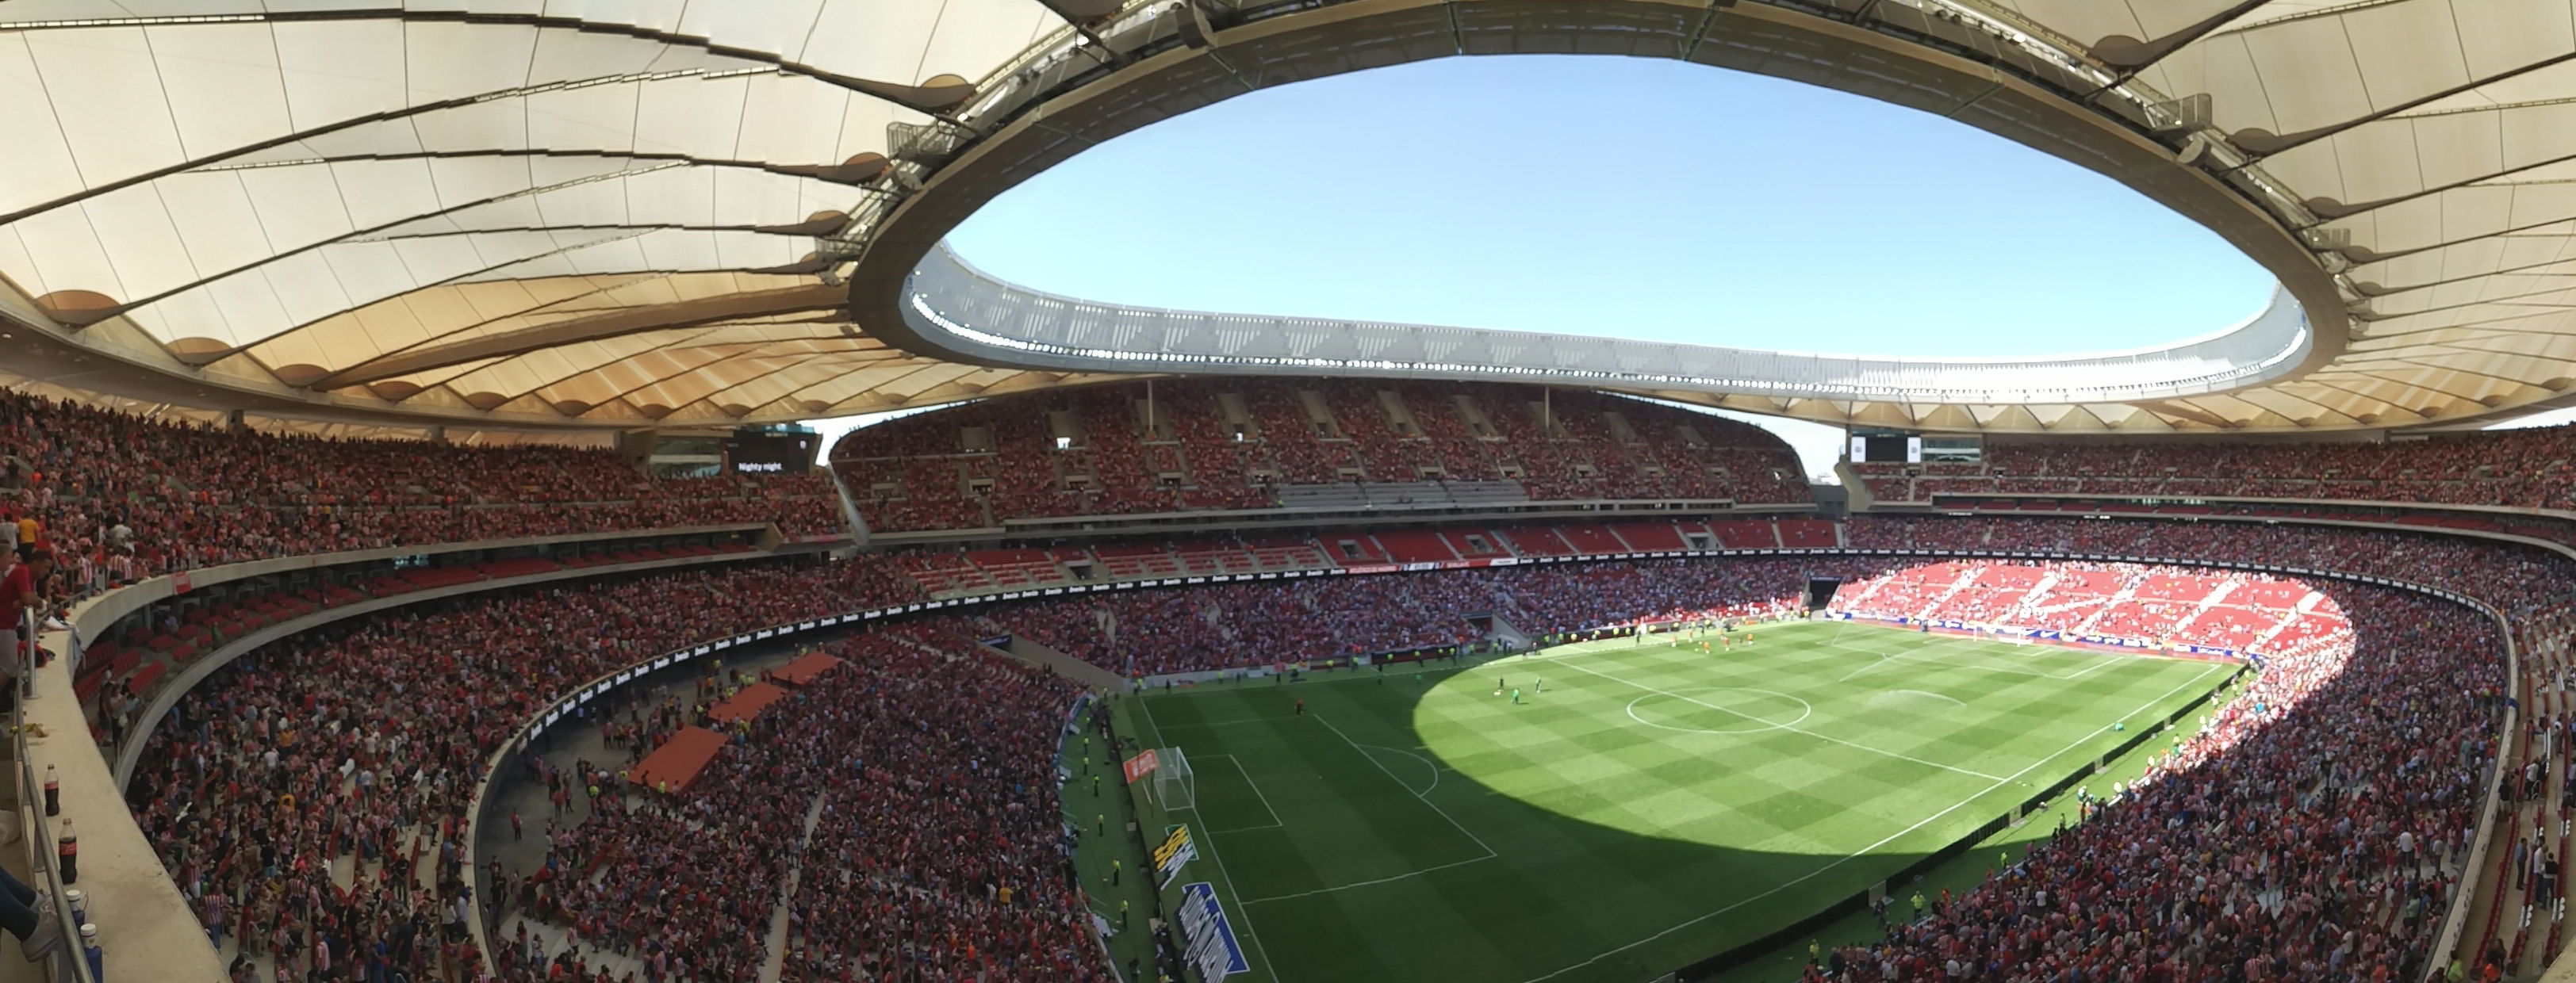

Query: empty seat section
[1554,525,1627,553]
[1438,529,1510,558]
[1608,522,1685,552]
[1709,519,1779,549]
[1373,530,1460,564]
[1777,519,1836,547]
[1319,536,1390,565]
[1499,526,1574,556]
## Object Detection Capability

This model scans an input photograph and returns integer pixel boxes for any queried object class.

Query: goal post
[1155,747,1195,812]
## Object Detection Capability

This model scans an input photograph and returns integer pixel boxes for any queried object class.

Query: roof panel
[148,24,293,160]
[28,27,185,190]
[13,0,2576,431]
[0,39,85,210]
[273,19,409,132]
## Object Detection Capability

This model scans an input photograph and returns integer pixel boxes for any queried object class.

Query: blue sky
[945,55,2277,358]
[815,55,2301,476]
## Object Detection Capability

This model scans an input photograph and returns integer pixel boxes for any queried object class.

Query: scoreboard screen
[724,431,815,475]
[1848,434,1921,464]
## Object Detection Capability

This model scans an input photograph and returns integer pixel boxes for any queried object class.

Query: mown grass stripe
[1141,621,2225,983]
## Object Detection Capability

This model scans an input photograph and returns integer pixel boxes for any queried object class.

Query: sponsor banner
[1155,824,1198,887]
[1343,564,1398,576]
[1178,883,1250,979]
[1123,749,1160,784]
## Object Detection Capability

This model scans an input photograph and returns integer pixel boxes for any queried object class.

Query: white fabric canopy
[6,0,2574,431]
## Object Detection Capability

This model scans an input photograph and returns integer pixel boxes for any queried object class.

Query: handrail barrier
[15,604,93,983]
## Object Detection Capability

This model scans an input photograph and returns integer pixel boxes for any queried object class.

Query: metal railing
[14,606,92,983]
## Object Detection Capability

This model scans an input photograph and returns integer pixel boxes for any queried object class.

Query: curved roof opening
[947,55,2275,360]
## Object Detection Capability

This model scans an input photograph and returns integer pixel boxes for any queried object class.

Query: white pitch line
[1360,743,1443,796]
[1516,662,2224,983]
[1245,855,1494,905]
[1206,754,1286,831]
[1136,698,1283,983]
[1829,633,2144,683]
[1554,658,2011,782]
[1318,716,1498,859]
[2061,653,2129,679]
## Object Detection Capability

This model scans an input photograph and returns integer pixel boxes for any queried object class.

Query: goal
[1155,747,1195,811]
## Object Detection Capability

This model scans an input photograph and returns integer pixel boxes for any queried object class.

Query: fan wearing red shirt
[0,549,50,685]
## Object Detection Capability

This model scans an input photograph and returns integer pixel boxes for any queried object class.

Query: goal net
[1155,747,1195,812]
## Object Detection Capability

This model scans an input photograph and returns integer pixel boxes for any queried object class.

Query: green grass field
[1127,620,2232,983]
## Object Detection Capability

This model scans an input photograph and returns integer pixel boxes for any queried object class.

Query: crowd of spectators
[125,560,912,983]
[988,557,1869,675]
[0,389,848,596]
[1830,559,2341,656]
[1813,581,2500,983]
[829,380,1808,533]
[1848,514,2576,614]
[778,641,1098,982]
[1815,514,2576,981]
[95,485,2576,983]
[505,633,1099,983]
[1857,426,2576,508]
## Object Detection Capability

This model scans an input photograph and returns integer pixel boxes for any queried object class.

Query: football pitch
[1129,620,2233,983]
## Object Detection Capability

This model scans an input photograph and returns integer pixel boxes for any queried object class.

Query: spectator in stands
[0,548,52,693]
[0,866,63,962]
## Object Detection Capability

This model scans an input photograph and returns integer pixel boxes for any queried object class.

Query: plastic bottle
[43,764,58,817]
[56,819,75,885]
[63,889,82,928]
[77,923,98,981]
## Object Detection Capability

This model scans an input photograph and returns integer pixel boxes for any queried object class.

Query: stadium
[4,2,2576,983]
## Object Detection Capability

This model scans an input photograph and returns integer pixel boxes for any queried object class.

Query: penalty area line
[1244,855,1497,905]
[1135,696,1286,983]
[1318,716,1498,861]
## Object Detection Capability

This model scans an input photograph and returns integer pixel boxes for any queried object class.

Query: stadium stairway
[757,794,831,983]
[2462,672,2568,983]
[2068,577,2145,637]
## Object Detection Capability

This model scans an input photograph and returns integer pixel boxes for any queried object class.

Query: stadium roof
[2,0,2572,434]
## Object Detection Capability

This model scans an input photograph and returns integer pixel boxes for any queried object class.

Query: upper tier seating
[1856,425,2576,509]
[830,380,1808,532]
[0,389,848,591]
[879,518,1829,599]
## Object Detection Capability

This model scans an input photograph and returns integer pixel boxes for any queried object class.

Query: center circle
[1624,687,1814,735]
